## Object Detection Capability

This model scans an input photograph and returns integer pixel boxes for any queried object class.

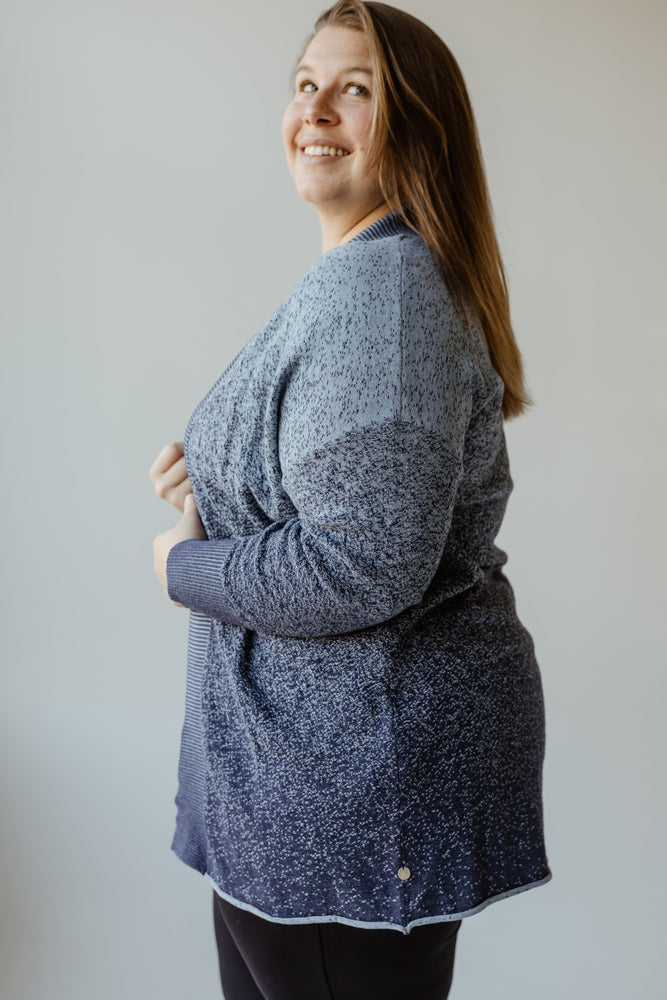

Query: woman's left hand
[153,493,207,604]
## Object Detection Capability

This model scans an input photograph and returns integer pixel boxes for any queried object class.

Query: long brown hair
[291,0,533,420]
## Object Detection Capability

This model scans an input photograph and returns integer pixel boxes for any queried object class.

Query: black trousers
[212,890,462,1000]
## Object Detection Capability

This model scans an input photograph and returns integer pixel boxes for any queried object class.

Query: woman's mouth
[299,144,351,163]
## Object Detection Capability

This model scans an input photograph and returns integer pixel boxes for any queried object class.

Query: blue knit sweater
[166,210,551,933]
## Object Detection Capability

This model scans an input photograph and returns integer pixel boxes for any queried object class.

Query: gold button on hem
[397,866,411,881]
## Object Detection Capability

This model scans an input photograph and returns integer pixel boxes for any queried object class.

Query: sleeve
[166,246,474,638]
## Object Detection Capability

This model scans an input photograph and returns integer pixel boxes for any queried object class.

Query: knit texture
[167,210,551,933]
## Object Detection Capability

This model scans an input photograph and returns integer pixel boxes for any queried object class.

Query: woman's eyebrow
[295,64,372,76]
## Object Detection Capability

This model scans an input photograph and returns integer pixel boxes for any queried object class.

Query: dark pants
[212,890,462,1000]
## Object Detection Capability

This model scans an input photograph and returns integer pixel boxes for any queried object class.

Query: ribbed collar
[349,209,413,243]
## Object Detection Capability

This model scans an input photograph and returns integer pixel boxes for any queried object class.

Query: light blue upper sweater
[167,210,551,934]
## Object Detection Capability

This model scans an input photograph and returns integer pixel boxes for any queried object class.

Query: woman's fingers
[169,480,194,513]
[149,441,184,481]
[155,475,193,512]
[156,455,188,493]
[150,442,192,511]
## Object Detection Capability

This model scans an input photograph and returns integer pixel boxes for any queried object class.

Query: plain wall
[1,0,665,996]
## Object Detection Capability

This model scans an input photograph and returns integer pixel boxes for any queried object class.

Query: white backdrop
[1,1,665,997]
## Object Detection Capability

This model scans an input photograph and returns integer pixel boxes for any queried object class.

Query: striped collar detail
[349,209,414,243]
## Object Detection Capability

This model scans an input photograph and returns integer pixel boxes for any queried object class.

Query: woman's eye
[297,80,370,97]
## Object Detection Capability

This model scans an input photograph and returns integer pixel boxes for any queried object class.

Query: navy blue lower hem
[171,842,552,935]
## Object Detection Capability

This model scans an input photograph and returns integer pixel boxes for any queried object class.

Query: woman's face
[281,26,383,220]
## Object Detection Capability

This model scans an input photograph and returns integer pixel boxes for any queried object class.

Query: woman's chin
[293,181,344,208]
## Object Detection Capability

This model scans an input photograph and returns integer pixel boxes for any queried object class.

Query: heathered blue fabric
[166,210,551,934]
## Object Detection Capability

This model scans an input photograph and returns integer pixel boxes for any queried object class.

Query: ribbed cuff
[166,538,246,627]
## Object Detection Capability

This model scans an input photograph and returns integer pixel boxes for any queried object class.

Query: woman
[151,2,551,997]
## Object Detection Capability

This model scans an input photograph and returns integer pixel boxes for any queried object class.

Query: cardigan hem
[171,842,552,934]
[203,871,553,936]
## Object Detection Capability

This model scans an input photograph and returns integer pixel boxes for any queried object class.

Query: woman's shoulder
[284,232,405,345]
[303,227,406,288]
[290,226,450,319]
[283,226,481,371]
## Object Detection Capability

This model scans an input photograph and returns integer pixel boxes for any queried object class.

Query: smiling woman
[150,2,551,998]
[281,27,388,250]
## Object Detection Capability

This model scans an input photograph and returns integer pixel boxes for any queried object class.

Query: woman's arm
[157,244,476,638]
[162,419,465,637]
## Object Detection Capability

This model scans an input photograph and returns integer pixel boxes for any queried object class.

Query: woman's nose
[301,91,339,125]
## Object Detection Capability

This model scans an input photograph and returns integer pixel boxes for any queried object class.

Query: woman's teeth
[303,145,350,157]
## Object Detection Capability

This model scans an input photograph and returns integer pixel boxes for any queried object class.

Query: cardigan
[166,209,552,934]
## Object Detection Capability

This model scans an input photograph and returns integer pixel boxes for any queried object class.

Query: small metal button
[397,866,411,881]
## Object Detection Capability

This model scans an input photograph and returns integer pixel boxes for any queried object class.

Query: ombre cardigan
[166,210,551,934]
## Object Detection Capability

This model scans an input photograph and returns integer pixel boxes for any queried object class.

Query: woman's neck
[318,202,392,254]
